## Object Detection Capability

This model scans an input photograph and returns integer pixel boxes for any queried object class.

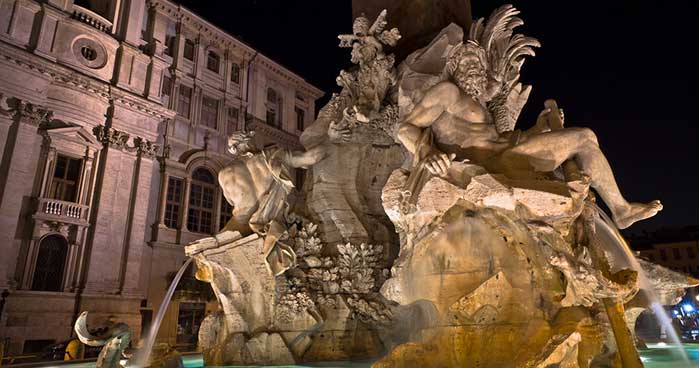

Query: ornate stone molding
[92,125,160,157]
[1,95,53,126]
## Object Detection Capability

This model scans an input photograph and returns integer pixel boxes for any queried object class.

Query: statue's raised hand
[425,150,456,177]
[328,120,351,143]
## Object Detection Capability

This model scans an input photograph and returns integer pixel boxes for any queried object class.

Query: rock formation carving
[178,5,679,368]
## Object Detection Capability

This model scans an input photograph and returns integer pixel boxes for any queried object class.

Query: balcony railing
[35,198,90,225]
[71,5,113,34]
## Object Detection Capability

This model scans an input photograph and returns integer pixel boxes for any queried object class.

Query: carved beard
[454,69,487,100]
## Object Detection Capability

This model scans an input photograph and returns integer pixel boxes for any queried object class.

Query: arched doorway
[31,234,69,292]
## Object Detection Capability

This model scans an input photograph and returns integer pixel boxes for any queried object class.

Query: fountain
[130,258,193,367]
[75,4,697,368]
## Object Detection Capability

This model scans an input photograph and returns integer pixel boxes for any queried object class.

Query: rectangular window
[187,185,214,234]
[673,248,681,260]
[660,249,667,261]
[219,194,233,231]
[49,155,83,202]
[177,302,205,346]
[295,107,305,131]
[183,38,195,61]
[230,64,241,83]
[265,87,283,128]
[140,7,150,40]
[688,247,697,259]
[164,21,176,57]
[201,96,219,129]
[164,177,183,229]
[161,75,172,107]
[177,85,192,118]
[206,51,220,73]
[228,107,239,133]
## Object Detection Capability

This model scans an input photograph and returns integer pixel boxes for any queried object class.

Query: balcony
[33,198,90,226]
[71,5,113,34]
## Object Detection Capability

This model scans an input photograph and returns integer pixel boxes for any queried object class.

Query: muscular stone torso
[431,90,508,164]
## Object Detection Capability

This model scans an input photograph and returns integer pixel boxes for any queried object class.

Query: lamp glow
[683,304,695,313]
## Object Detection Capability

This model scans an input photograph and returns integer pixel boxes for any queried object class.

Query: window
[178,85,193,118]
[201,96,219,129]
[295,107,305,131]
[265,87,283,127]
[689,247,697,259]
[227,107,239,133]
[49,155,82,202]
[183,39,195,61]
[177,302,205,346]
[164,177,183,229]
[660,249,667,261]
[230,63,241,84]
[673,248,681,260]
[219,194,233,231]
[187,168,215,234]
[164,21,176,57]
[140,6,150,40]
[161,75,172,107]
[31,235,68,292]
[206,51,220,73]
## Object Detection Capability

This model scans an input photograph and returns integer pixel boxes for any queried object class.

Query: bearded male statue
[397,5,661,229]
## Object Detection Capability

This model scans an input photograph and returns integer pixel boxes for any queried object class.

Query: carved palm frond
[469,5,540,132]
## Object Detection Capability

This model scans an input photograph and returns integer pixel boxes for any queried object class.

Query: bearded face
[453,54,488,99]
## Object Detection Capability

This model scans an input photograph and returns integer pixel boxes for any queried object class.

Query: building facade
[638,241,699,278]
[0,0,322,355]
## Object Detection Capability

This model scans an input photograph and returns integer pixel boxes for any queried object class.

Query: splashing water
[591,204,693,366]
[129,258,193,367]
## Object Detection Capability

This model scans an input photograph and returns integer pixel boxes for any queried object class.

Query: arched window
[31,235,68,292]
[187,168,216,234]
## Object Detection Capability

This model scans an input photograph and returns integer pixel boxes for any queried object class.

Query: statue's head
[447,41,488,100]
[227,130,256,157]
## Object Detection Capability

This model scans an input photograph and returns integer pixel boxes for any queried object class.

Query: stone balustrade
[71,5,113,33]
[37,197,89,223]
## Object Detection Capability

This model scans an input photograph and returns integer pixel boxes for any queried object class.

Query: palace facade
[0,0,322,355]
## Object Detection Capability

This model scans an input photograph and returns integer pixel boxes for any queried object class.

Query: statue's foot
[614,200,663,229]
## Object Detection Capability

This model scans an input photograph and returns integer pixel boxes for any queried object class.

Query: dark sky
[174,0,699,234]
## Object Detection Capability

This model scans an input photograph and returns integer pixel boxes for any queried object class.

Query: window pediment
[43,121,102,150]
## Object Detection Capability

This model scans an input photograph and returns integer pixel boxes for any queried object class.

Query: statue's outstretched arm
[287,146,329,169]
[398,82,458,154]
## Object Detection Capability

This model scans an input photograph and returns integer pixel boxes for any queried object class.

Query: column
[212,187,221,234]
[179,177,191,233]
[156,170,169,227]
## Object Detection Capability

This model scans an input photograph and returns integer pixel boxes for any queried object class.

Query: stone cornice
[0,43,175,120]
[246,116,303,151]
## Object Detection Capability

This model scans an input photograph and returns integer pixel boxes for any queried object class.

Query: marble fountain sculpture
[76,5,697,368]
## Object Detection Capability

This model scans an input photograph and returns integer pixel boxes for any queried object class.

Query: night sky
[173,0,699,235]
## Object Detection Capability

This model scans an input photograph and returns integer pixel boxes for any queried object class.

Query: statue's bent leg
[504,128,661,229]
